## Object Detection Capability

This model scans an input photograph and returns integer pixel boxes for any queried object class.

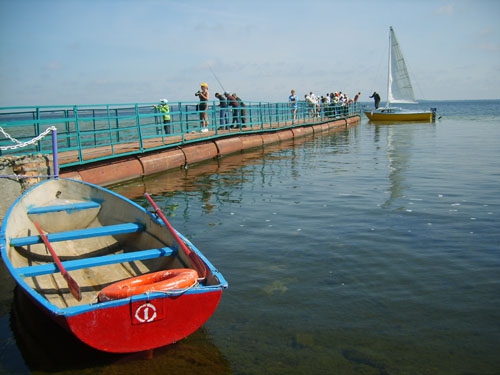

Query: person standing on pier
[234,93,247,128]
[215,92,229,129]
[289,89,297,122]
[154,99,171,134]
[225,92,239,128]
[196,82,210,132]
[305,92,318,117]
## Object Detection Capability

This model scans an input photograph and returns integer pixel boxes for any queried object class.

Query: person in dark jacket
[234,93,247,128]
[225,92,239,128]
[369,91,381,109]
[215,92,229,129]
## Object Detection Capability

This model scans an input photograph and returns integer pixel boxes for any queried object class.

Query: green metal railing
[0,100,360,168]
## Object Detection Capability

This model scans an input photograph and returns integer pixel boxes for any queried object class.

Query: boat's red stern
[65,290,223,353]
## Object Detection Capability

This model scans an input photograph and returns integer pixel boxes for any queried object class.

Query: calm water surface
[1,100,499,374]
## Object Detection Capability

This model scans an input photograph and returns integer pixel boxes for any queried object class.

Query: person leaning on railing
[215,93,229,130]
[224,92,239,128]
[234,93,247,128]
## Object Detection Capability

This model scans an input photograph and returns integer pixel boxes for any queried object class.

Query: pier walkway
[0,100,360,188]
[1,100,360,168]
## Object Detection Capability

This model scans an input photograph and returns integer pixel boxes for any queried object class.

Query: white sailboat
[365,27,436,122]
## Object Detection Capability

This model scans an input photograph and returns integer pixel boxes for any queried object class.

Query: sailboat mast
[386,27,392,108]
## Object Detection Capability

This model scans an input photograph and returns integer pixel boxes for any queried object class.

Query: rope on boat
[91,280,201,304]
[149,279,200,296]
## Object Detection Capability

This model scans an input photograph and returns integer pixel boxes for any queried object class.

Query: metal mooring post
[51,128,59,179]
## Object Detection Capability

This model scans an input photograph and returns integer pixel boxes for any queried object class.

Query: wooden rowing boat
[0,178,227,353]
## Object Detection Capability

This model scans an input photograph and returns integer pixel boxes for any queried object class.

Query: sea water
[1,100,499,374]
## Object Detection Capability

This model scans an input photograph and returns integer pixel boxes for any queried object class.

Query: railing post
[153,103,161,135]
[211,102,216,132]
[74,106,83,164]
[259,102,264,129]
[114,108,120,143]
[92,108,97,146]
[105,105,113,146]
[64,109,71,148]
[35,107,41,152]
[135,104,144,150]
[275,103,279,127]
[179,102,186,140]
[51,128,59,179]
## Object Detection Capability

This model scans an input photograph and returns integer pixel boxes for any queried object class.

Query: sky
[0,0,499,106]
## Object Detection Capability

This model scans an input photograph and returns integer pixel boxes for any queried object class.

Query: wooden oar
[144,193,207,279]
[33,221,82,301]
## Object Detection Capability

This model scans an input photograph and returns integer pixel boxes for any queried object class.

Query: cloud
[478,27,493,36]
[477,43,500,52]
[435,4,454,15]
[45,61,62,71]
[67,42,81,51]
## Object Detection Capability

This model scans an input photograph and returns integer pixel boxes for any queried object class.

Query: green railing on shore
[0,100,360,168]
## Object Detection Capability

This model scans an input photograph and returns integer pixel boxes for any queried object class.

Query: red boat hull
[1,178,228,354]
[57,290,223,353]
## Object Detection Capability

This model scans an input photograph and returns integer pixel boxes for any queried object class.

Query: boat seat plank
[10,223,145,247]
[17,247,175,277]
[27,201,101,215]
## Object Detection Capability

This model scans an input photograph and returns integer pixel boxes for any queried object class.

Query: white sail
[387,27,417,105]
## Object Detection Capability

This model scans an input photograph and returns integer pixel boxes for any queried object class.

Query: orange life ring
[98,268,199,302]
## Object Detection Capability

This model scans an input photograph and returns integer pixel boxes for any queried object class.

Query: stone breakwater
[0,154,54,224]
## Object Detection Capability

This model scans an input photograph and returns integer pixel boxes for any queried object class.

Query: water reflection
[373,123,436,209]
[111,139,319,223]
[112,140,298,201]
[111,128,354,203]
